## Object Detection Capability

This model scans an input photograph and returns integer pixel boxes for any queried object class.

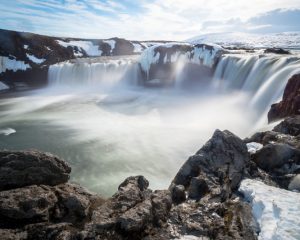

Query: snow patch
[139,43,223,78]
[239,179,300,240]
[24,45,29,50]
[56,40,102,57]
[132,43,144,53]
[247,142,263,154]
[0,56,31,73]
[26,53,46,64]
[103,40,116,53]
[0,81,9,90]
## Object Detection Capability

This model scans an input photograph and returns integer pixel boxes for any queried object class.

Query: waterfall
[48,56,140,88]
[47,52,300,116]
[213,54,300,113]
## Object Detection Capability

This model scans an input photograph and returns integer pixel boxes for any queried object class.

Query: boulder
[252,143,299,171]
[268,74,300,122]
[0,150,71,191]
[171,130,249,201]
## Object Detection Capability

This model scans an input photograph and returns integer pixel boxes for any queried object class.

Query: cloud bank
[0,0,300,40]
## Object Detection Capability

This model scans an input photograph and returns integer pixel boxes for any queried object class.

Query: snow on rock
[132,43,144,53]
[191,44,223,67]
[139,45,161,77]
[239,179,300,240]
[0,56,31,74]
[56,40,102,57]
[246,142,263,154]
[139,43,223,77]
[24,45,29,50]
[103,40,116,53]
[288,175,300,191]
[26,53,46,64]
[0,81,9,90]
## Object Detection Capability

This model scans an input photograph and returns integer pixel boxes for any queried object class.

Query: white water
[48,56,140,88]
[1,51,299,196]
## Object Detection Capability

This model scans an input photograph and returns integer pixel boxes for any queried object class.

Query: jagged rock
[51,183,95,224]
[0,185,57,227]
[252,143,299,171]
[0,182,100,229]
[0,150,71,191]
[273,116,300,136]
[268,74,300,122]
[264,48,290,54]
[117,200,152,232]
[24,222,74,240]
[171,130,249,201]
[151,190,172,227]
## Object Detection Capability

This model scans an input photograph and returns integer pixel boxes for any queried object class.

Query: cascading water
[48,56,140,88]
[213,53,300,114]
[1,48,300,196]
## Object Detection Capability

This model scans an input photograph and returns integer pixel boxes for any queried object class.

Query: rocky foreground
[0,112,299,240]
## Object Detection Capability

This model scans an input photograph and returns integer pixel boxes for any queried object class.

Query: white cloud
[0,0,299,40]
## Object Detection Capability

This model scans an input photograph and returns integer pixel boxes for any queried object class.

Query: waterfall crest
[213,54,300,112]
[48,56,140,88]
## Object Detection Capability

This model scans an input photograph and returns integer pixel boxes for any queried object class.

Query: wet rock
[0,185,57,227]
[0,150,71,191]
[268,74,300,122]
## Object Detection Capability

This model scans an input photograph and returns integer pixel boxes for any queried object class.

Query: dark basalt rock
[268,74,300,122]
[264,48,290,54]
[171,129,249,201]
[252,143,299,171]
[273,115,300,136]
[0,150,71,191]
[244,116,300,189]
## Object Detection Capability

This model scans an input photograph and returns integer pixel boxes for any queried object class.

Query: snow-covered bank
[0,56,31,74]
[239,179,300,240]
[188,32,300,49]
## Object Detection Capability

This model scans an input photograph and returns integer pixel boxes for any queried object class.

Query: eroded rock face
[268,74,300,122]
[0,150,71,190]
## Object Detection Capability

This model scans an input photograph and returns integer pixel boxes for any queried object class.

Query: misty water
[0,53,299,196]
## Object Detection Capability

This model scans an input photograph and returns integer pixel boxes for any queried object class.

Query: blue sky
[0,0,300,40]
